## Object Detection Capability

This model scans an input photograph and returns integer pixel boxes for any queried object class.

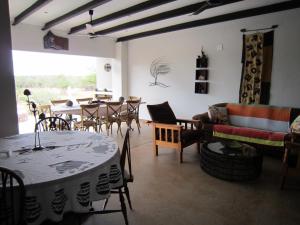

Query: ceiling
[8,0,296,42]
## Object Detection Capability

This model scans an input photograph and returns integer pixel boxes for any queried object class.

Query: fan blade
[192,3,209,15]
[86,23,94,34]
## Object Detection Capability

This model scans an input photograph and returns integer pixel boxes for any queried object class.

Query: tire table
[200,141,263,181]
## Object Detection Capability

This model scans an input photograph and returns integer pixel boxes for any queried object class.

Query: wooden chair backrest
[0,167,25,225]
[126,99,141,116]
[80,104,100,121]
[105,102,123,117]
[128,96,140,101]
[50,99,68,105]
[76,97,93,104]
[96,96,112,101]
[38,104,52,117]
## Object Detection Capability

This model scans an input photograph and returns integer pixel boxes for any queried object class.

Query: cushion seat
[213,124,286,146]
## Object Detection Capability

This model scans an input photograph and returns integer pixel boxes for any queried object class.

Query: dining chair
[102,102,123,136]
[103,128,133,210]
[50,99,74,125]
[74,104,100,132]
[76,97,93,105]
[121,98,141,133]
[38,104,52,117]
[95,96,112,102]
[35,116,71,132]
[0,167,26,225]
[50,99,69,105]
[128,96,140,101]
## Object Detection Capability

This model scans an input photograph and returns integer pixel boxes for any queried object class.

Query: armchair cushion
[147,101,177,124]
[181,129,203,145]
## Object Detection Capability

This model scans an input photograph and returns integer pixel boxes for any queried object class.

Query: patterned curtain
[239,31,274,104]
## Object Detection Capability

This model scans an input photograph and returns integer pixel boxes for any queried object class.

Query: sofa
[192,103,300,150]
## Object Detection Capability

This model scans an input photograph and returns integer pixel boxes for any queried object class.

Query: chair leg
[153,144,158,156]
[103,198,109,210]
[118,188,129,225]
[124,185,133,210]
[180,148,183,163]
[136,119,141,133]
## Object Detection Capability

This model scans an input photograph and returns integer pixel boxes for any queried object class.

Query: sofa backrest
[226,103,291,133]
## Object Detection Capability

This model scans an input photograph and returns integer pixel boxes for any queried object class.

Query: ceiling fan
[72,10,99,38]
[192,0,224,15]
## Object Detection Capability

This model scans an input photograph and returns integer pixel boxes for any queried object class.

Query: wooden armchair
[147,102,203,163]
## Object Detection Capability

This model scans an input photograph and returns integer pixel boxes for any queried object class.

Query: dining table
[0,131,123,225]
[51,102,127,117]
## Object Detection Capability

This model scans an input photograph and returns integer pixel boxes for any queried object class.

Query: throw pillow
[147,101,177,124]
[291,115,300,134]
[208,106,229,124]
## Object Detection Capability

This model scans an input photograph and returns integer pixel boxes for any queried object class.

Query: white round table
[0,131,122,225]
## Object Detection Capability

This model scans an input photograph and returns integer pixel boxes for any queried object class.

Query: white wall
[96,58,113,90]
[11,23,115,58]
[0,0,18,137]
[128,8,300,120]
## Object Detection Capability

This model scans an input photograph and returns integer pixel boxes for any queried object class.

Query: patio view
[1,1,300,225]
[13,51,98,133]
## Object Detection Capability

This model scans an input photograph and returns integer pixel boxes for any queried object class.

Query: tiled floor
[77,122,300,225]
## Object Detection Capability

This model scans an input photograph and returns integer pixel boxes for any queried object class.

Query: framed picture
[196,69,208,80]
[195,82,208,94]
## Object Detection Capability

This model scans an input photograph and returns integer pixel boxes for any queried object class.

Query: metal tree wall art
[149,59,170,88]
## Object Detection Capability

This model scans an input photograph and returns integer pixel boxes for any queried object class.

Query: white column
[0,0,19,137]
[112,42,128,100]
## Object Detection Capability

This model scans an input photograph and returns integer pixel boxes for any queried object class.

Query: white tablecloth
[0,131,122,225]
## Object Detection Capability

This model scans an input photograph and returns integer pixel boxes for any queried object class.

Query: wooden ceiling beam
[117,0,300,42]
[68,0,177,35]
[94,0,242,36]
[42,0,111,30]
[12,0,53,25]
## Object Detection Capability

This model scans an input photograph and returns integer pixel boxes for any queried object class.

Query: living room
[1,1,300,225]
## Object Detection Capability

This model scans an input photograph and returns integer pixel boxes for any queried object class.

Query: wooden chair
[76,97,93,105]
[102,102,123,136]
[74,104,100,132]
[50,99,73,122]
[38,104,52,117]
[0,167,26,225]
[281,132,300,189]
[35,116,70,132]
[128,96,140,101]
[103,128,133,210]
[147,101,203,163]
[121,99,141,133]
[50,99,69,105]
[95,96,112,102]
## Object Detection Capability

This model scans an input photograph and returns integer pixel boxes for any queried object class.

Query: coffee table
[200,141,263,181]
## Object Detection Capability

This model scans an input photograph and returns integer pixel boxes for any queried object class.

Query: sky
[12,50,97,76]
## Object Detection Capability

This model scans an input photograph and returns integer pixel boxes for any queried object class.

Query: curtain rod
[240,25,278,33]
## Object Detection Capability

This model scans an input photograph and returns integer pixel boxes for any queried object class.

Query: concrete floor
[79,122,300,225]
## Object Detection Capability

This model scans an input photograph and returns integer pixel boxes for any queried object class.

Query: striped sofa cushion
[226,104,291,133]
[213,124,286,147]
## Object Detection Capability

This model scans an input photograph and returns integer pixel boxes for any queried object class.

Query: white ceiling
[8,0,291,39]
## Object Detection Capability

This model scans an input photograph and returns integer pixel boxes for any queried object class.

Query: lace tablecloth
[0,131,122,225]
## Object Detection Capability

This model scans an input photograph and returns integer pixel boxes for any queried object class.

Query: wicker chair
[147,101,203,163]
